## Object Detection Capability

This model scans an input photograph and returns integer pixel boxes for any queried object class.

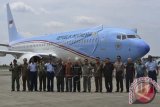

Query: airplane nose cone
[138,41,150,56]
[144,43,150,54]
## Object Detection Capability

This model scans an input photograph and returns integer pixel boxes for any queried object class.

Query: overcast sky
[0,0,160,64]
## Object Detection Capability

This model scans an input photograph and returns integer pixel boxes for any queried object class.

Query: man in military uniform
[38,60,46,91]
[145,55,159,82]
[9,59,21,91]
[55,59,65,92]
[82,59,92,92]
[72,61,82,92]
[93,58,103,92]
[20,58,30,91]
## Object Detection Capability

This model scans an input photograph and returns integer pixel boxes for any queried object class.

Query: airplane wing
[0,50,31,58]
[0,44,9,47]
[0,50,57,59]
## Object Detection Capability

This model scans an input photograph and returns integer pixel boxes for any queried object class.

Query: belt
[47,71,54,73]
[149,70,156,72]
[30,71,36,72]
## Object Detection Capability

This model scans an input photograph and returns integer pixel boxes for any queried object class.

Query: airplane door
[71,33,99,56]
[81,34,99,56]
[91,35,99,55]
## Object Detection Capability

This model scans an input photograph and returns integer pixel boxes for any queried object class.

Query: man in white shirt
[145,55,159,82]
[28,59,38,91]
[45,60,55,92]
[114,56,125,92]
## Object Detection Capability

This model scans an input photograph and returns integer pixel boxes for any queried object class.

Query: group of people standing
[10,55,159,93]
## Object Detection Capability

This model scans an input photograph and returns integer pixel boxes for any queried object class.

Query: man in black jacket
[125,58,135,92]
[56,59,65,92]
[103,58,114,92]
[72,61,82,92]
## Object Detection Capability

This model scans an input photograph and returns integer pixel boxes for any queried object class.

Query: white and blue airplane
[0,4,150,63]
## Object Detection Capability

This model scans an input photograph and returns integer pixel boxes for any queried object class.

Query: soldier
[114,56,125,92]
[145,55,159,82]
[45,60,55,92]
[9,59,21,91]
[28,59,38,91]
[38,60,46,91]
[93,58,103,92]
[65,59,73,92]
[81,59,92,92]
[20,58,30,91]
[72,61,82,92]
[125,58,135,92]
[55,59,65,92]
[103,58,114,92]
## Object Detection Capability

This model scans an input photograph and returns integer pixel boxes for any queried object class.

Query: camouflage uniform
[93,63,103,92]
[82,63,92,92]
[38,62,46,91]
[21,62,30,91]
[9,60,21,91]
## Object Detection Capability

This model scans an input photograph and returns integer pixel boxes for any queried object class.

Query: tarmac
[0,69,160,107]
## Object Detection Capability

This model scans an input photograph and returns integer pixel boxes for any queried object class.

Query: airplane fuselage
[8,27,150,63]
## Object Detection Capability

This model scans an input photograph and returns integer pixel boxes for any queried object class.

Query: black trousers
[73,76,81,92]
[47,72,54,91]
[66,77,72,92]
[116,74,123,92]
[94,77,102,92]
[39,73,46,91]
[29,72,37,91]
[104,76,113,92]
[56,76,64,92]
[126,75,133,92]
[148,71,157,82]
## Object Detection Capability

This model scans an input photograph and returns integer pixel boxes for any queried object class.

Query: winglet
[7,3,22,43]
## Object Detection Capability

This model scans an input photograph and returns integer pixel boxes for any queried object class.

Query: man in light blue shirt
[135,59,146,78]
[28,59,38,91]
[45,60,55,92]
[145,55,159,82]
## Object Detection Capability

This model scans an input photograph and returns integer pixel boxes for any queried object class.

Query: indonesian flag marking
[9,20,13,28]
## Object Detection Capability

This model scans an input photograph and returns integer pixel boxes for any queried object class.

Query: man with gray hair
[114,56,124,92]
[82,59,92,92]
[125,58,135,92]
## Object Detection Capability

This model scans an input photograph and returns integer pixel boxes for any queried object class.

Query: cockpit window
[117,35,121,40]
[127,35,136,38]
[122,35,126,40]
[136,35,141,39]
[117,34,141,40]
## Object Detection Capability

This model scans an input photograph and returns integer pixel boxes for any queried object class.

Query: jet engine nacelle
[0,53,6,56]
[17,53,43,64]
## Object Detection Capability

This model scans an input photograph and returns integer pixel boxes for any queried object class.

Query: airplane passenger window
[89,39,91,43]
[127,35,136,38]
[117,35,121,40]
[122,35,126,40]
[83,40,86,44]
